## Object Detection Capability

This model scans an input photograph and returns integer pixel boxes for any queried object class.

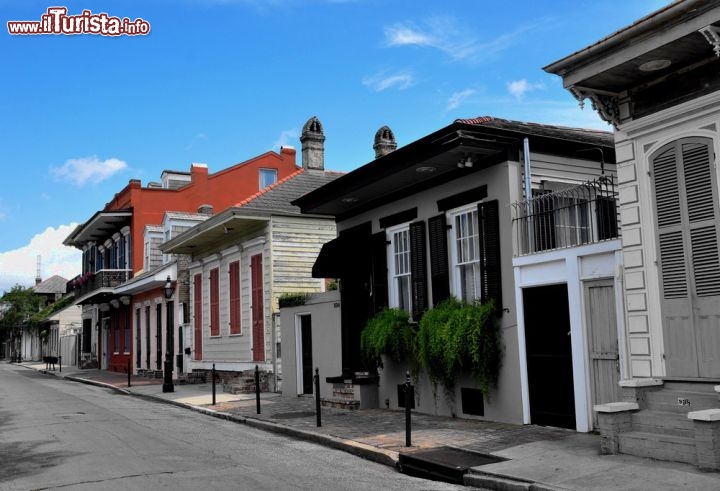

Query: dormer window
[259,168,277,189]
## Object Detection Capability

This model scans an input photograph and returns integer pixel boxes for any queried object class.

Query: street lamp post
[162,276,175,393]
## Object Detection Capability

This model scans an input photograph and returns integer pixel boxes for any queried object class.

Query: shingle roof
[235,168,344,216]
[33,275,68,294]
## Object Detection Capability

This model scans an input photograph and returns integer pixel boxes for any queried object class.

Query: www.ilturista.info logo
[7,7,150,36]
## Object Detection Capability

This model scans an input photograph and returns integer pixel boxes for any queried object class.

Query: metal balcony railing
[67,269,132,298]
[511,175,619,256]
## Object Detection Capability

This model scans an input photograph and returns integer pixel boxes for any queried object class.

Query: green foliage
[360,308,415,364]
[0,285,43,341]
[30,295,74,324]
[278,292,311,309]
[326,279,338,291]
[417,298,501,395]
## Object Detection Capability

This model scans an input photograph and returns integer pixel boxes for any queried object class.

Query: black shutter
[410,221,428,318]
[596,196,618,241]
[370,231,388,314]
[479,200,502,311]
[428,214,450,305]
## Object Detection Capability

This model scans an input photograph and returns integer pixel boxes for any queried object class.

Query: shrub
[278,292,311,309]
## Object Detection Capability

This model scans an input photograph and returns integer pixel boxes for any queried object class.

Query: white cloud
[185,132,208,151]
[272,128,298,150]
[0,223,81,295]
[507,79,545,101]
[362,71,414,92]
[385,17,534,63]
[446,88,477,111]
[50,156,128,187]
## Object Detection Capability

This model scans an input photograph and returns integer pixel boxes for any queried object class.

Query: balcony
[511,175,619,257]
[67,269,132,301]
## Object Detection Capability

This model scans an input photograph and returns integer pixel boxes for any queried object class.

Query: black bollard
[59,355,62,373]
[127,358,131,387]
[212,364,216,406]
[255,365,261,415]
[405,370,412,447]
[314,367,321,427]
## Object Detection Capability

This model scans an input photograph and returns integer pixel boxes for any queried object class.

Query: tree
[0,285,43,357]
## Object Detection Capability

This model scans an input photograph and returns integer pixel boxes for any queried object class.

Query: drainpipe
[523,138,532,199]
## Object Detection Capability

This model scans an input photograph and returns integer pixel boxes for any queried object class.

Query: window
[448,201,502,308]
[259,168,277,189]
[388,225,412,313]
[452,207,481,303]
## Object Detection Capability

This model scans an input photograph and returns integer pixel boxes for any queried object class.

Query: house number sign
[678,397,691,407]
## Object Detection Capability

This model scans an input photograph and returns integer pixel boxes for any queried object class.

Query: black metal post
[59,336,62,373]
[314,367,321,427]
[127,357,131,387]
[405,370,412,447]
[255,364,261,415]
[212,363,216,406]
[162,301,175,393]
[59,355,62,373]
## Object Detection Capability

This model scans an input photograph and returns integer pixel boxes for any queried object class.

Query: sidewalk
[20,362,720,490]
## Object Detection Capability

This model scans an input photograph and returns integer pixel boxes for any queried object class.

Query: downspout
[523,138,534,255]
[523,138,532,199]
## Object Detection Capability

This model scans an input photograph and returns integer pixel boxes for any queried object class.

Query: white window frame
[448,203,481,303]
[259,168,278,189]
[386,223,412,314]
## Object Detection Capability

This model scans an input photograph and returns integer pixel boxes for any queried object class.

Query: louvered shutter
[370,231,388,314]
[229,261,241,335]
[479,200,502,311]
[410,221,428,318]
[653,137,720,377]
[428,214,450,305]
[210,268,219,336]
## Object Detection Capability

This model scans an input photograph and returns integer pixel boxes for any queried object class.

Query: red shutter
[251,254,265,362]
[210,268,219,337]
[229,261,241,335]
[193,273,203,360]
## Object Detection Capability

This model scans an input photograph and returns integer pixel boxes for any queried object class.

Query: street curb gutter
[40,369,552,491]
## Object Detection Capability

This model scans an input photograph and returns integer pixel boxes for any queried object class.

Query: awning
[312,237,345,278]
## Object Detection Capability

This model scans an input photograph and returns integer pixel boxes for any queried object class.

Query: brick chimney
[300,116,325,170]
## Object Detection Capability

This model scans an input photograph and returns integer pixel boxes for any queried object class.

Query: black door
[523,284,576,429]
[300,315,313,395]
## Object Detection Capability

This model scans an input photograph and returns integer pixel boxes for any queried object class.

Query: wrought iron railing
[511,175,619,256]
[67,269,132,298]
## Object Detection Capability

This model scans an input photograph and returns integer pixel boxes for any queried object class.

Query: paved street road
[0,363,465,491]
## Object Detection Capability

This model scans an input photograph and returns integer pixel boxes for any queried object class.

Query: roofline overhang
[160,208,270,254]
[293,120,614,217]
[114,263,176,296]
[63,209,133,247]
[543,0,715,87]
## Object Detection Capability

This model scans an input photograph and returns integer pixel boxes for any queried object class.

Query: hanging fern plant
[360,308,416,365]
[417,298,501,395]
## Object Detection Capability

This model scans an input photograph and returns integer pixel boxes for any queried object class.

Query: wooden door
[652,138,720,378]
[300,315,313,395]
[523,284,576,429]
[584,280,619,427]
[251,254,265,362]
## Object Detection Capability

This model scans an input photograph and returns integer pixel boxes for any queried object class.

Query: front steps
[596,380,720,469]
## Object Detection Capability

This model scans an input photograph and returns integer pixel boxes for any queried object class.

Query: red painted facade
[96,147,298,372]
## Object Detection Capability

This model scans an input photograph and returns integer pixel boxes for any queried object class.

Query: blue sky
[0,0,669,293]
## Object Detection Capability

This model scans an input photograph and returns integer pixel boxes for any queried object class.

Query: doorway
[296,314,313,395]
[584,279,620,427]
[523,284,576,429]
